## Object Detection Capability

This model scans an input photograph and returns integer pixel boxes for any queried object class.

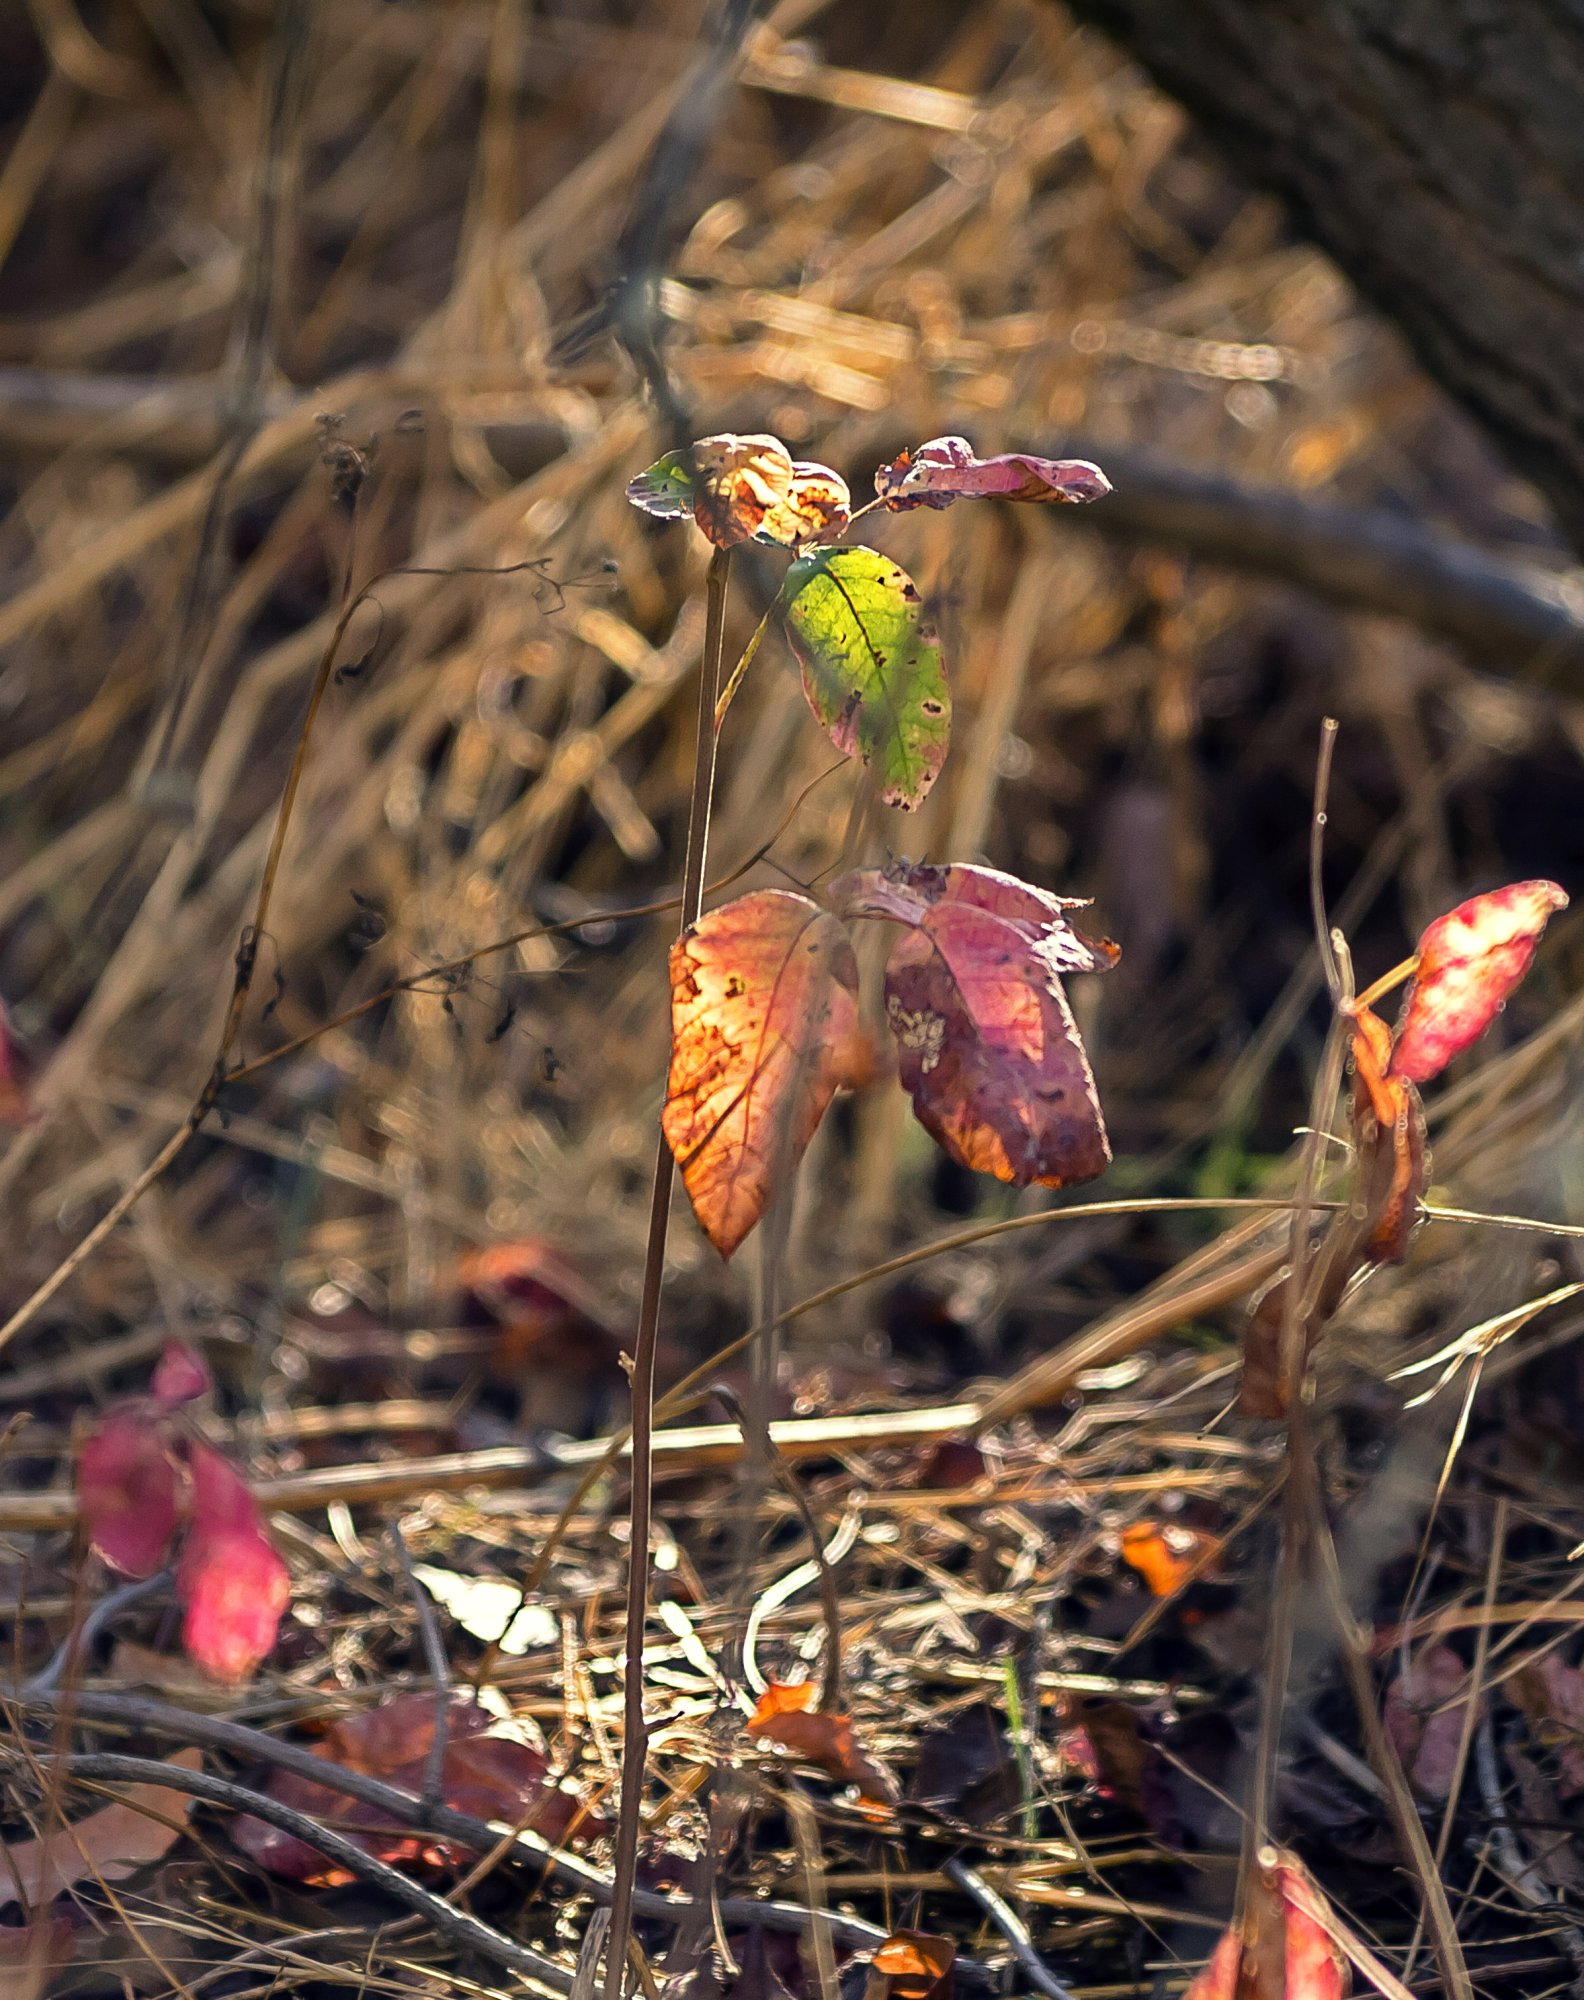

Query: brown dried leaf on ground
[746,1682,898,1806]
[3,1748,202,1905]
[231,1692,606,1885]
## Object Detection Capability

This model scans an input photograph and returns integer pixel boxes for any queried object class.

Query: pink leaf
[151,1340,211,1410]
[874,435,1110,512]
[0,1916,76,2000]
[833,862,1117,1188]
[177,1444,289,1682]
[77,1411,182,1578]
[1184,1849,1346,2000]
[1383,1643,1477,1800]
[1389,879,1567,1084]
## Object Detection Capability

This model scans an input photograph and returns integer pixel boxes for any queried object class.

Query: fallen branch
[20,1690,902,1958]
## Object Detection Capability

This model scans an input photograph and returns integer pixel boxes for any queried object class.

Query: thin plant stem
[603,546,732,2000]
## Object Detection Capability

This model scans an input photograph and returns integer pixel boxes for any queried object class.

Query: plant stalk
[603,547,732,2000]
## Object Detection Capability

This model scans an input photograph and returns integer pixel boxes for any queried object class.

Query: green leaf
[782,546,951,809]
[625,449,696,521]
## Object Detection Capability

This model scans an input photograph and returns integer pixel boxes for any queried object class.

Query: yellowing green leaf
[783,547,950,809]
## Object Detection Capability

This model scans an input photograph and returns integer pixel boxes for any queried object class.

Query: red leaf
[834,862,1117,1188]
[1384,1645,1478,1800]
[151,1340,211,1410]
[874,435,1110,511]
[177,1444,289,1682]
[747,1683,897,1804]
[1390,879,1567,1084]
[231,1694,605,1884]
[662,890,862,1257]
[1184,1848,1346,2000]
[77,1411,182,1578]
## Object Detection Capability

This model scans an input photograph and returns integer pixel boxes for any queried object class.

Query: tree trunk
[1061,0,1584,553]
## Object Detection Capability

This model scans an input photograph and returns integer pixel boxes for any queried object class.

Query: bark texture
[1062,0,1584,552]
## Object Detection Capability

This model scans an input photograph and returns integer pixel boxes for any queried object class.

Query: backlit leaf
[624,448,696,522]
[691,432,795,547]
[834,861,1117,1187]
[783,547,950,808]
[760,461,851,546]
[1390,878,1567,1084]
[3,1748,202,1904]
[177,1443,289,1682]
[663,891,861,1257]
[874,434,1110,511]
[627,437,851,549]
[1120,1519,1220,1596]
[77,1411,182,1578]
[866,1932,955,2000]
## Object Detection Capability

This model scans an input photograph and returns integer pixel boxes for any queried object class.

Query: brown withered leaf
[746,1682,898,1805]
[4,1749,202,1905]
[1240,1003,1427,1417]
[662,891,861,1258]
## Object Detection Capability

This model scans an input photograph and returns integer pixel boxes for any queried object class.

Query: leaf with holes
[833,862,1117,1187]
[875,434,1111,512]
[627,436,851,549]
[662,891,862,1257]
[1389,878,1568,1084]
[783,547,950,808]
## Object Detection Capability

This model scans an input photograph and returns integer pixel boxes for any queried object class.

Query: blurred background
[0,0,1580,1428]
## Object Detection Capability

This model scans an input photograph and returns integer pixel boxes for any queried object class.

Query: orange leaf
[1346,1003,1428,1265]
[662,891,861,1257]
[1390,879,1567,1084]
[866,1931,955,2000]
[747,1683,897,1804]
[3,1748,202,1904]
[1120,1520,1219,1596]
